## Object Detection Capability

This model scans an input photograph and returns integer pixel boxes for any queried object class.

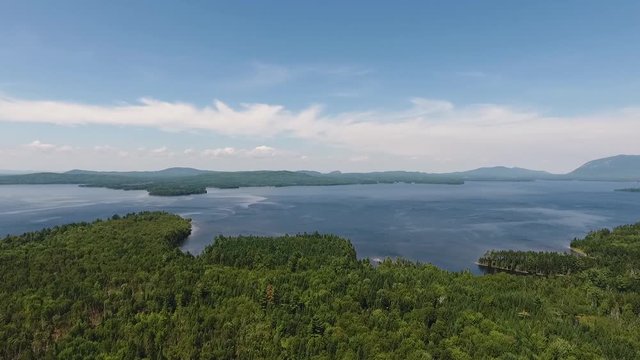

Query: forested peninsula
[2,212,640,359]
[0,169,463,196]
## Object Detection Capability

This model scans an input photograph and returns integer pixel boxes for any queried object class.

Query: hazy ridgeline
[1,154,639,196]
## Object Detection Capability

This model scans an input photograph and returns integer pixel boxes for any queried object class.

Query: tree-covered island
[0,169,463,197]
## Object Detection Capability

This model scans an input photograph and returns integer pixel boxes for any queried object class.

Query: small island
[615,188,640,193]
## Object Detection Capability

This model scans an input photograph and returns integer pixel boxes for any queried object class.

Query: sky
[1,0,639,173]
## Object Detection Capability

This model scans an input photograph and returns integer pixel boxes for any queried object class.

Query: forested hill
[450,166,556,180]
[0,169,463,196]
[2,213,640,358]
[2,154,640,196]
[568,154,640,180]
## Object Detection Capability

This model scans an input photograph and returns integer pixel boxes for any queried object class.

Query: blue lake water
[1,181,639,273]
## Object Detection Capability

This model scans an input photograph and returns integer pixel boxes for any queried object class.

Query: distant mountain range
[0,169,463,196]
[469,155,640,181]
[0,169,40,175]
[1,155,638,196]
[450,154,640,181]
[450,166,555,181]
[567,155,640,180]
[66,167,210,178]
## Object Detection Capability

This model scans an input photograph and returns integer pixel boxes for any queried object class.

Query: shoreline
[569,246,588,257]
[474,262,534,275]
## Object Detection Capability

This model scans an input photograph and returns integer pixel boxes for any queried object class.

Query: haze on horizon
[1,1,639,173]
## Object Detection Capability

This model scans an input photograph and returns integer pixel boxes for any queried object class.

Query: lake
[1,181,639,273]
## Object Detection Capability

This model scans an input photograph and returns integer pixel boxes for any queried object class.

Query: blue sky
[1,1,639,172]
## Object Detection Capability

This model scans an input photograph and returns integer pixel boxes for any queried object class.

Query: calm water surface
[1,181,639,273]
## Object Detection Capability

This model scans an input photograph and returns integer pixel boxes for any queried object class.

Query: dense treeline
[570,226,640,292]
[2,213,640,359]
[477,250,594,275]
[201,233,357,270]
[0,169,463,196]
[147,185,207,196]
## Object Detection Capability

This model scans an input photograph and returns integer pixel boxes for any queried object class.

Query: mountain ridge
[1,154,639,196]
[451,166,556,180]
[567,154,640,180]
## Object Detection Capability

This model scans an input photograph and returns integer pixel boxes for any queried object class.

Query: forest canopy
[1,212,640,359]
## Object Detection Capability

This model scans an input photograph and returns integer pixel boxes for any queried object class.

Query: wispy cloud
[201,145,277,158]
[201,147,237,157]
[151,146,168,154]
[248,145,276,158]
[234,62,293,88]
[24,140,72,152]
[25,140,56,151]
[328,90,363,98]
[1,142,298,172]
[2,94,640,172]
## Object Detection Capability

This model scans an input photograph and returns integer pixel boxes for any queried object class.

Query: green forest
[1,212,640,359]
[477,250,594,276]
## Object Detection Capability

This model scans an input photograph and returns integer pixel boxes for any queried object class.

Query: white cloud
[94,145,115,152]
[201,147,237,157]
[409,98,455,115]
[200,146,278,158]
[24,140,72,152]
[248,145,276,158]
[26,140,56,151]
[2,95,640,172]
